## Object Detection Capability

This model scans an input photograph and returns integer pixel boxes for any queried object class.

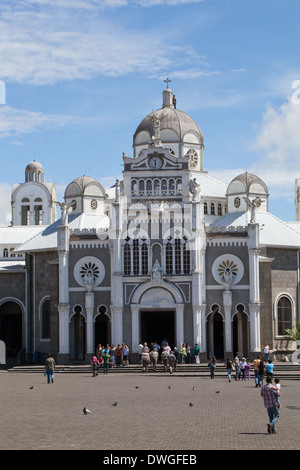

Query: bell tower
[11,160,57,226]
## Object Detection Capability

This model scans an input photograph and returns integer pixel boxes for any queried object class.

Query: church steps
[4,363,300,379]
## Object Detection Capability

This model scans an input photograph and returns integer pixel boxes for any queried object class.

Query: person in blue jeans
[261,376,280,434]
[44,353,56,384]
[225,357,233,382]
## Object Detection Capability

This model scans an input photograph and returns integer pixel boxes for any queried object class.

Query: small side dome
[25,160,44,183]
[226,172,269,213]
[64,175,106,199]
[64,175,106,216]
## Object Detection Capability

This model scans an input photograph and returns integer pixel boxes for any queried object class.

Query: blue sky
[0,0,300,225]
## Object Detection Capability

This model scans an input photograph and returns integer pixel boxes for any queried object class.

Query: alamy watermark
[291,80,300,104]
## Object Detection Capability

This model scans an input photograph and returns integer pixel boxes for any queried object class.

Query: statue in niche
[243,197,262,223]
[222,270,234,292]
[84,272,95,292]
[188,178,201,201]
[151,259,163,282]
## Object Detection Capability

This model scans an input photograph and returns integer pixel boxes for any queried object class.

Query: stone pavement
[0,370,299,452]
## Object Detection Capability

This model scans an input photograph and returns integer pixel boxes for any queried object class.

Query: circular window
[212,255,244,286]
[91,199,98,210]
[74,256,105,287]
[234,197,241,208]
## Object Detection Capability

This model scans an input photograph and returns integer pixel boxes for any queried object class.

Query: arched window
[3,248,8,258]
[218,203,222,216]
[133,239,139,275]
[204,202,208,215]
[175,238,181,274]
[211,203,215,215]
[277,296,293,336]
[183,243,190,274]
[141,242,148,275]
[41,298,50,339]
[124,243,131,275]
[166,242,173,275]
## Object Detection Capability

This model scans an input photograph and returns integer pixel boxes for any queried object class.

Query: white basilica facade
[0,85,299,364]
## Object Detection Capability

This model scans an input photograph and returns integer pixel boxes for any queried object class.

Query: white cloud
[210,96,300,207]
[0,105,74,137]
[0,1,209,85]
[252,97,300,194]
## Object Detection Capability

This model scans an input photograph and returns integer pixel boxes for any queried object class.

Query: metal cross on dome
[164,77,171,88]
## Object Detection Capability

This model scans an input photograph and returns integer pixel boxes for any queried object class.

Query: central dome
[134,108,203,145]
[133,87,204,165]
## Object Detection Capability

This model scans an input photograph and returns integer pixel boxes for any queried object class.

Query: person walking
[150,348,158,372]
[208,356,217,379]
[180,343,187,364]
[186,343,192,364]
[115,344,122,367]
[264,343,270,362]
[258,358,265,387]
[91,354,98,376]
[225,357,233,382]
[161,348,169,371]
[265,359,275,378]
[102,350,110,374]
[138,342,143,363]
[234,355,241,381]
[193,343,200,364]
[173,347,179,371]
[168,351,176,374]
[240,357,246,380]
[142,347,150,373]
[253,355,261,386]
[44,353,56,384]
[261,376,280,434]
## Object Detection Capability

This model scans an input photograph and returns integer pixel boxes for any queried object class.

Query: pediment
[125,148,183,171]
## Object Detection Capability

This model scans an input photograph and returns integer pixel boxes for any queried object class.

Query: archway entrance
[206,305,224,359]
[95,306,111,350]
[0,301,22,357]
[141,310,175,350]
[232,305,249,358]
[70,307,86,362]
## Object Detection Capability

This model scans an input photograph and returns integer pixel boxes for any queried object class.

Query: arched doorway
[0,300,23,358]
[206,305,224,359]
[95,305,111,351]
[70,305,86,362]
[232,304,249,358]
[141,310,175,350]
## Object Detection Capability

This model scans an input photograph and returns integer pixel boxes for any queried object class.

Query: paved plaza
[0,369,299,452]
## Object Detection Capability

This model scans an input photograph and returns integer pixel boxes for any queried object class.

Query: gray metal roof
[209,211,300,248]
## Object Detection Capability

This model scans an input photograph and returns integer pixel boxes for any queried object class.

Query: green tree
[285,320,300,341]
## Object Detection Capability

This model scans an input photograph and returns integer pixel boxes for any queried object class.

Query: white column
[193,306,202,347]
[85,292,94,355]
[201,303,207,353]
[248,223,261,352]
[111,306,123,346]
[223,289,232,353]
[58,305,69,354]
[176,304,185,347]
[57,225,70,359]
[131,305,140,353]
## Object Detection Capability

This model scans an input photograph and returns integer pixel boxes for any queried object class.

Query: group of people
[91,342,130,376]
[139,341,177,374]
[139,340,201,368]
[222,353,276,385]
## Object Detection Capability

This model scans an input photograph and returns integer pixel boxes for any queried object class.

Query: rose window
[74,256,105,287]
